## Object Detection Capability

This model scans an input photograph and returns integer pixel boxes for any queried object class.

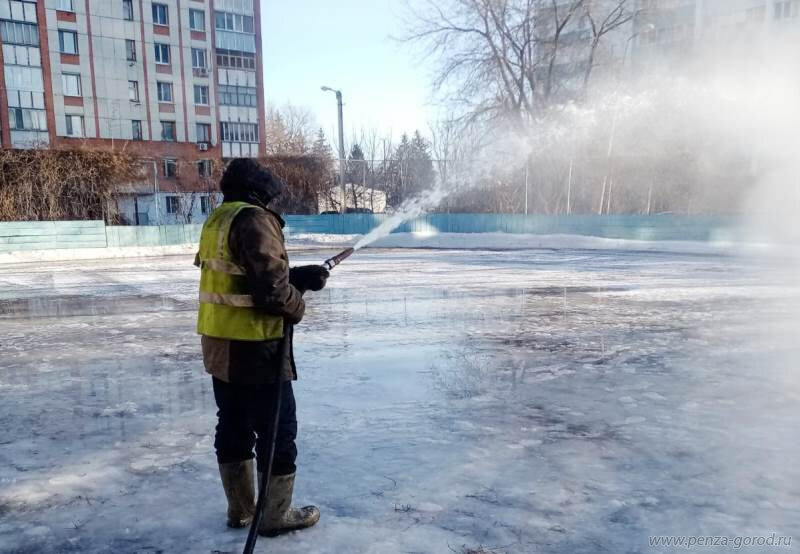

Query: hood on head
[219,158,286,209]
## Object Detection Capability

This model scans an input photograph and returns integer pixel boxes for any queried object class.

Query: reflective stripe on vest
[196,201,284,341]
[199,291,255,308]
[202,258,246,276]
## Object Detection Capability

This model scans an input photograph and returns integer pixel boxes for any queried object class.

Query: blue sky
[260,0,436,144]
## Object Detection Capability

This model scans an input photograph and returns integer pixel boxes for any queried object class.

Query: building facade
[0,0,266,224]
[631,0,800,68]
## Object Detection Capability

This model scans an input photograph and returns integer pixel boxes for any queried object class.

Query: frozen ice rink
[1,246,798,553]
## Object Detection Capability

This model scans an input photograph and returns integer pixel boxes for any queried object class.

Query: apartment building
[631,0,800,68]
[0,0,266,224]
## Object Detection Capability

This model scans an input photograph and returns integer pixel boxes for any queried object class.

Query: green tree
[311,128,332,162]
[386,131,435,207]
[345,144,366,209]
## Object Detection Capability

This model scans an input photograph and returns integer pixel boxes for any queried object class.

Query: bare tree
[265,103,318,155]
[429,115,486,196]
[178,192,198,224]
[356,127,384,212]
[581,0,636,95]
[402,0,595,128]
[539,0,586,101]
[0,149,141,222]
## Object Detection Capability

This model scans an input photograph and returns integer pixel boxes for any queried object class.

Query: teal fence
[0,220,107,253]
[106,224,203,247]
[0,215,742,253]
[284,214,742,242]
[0,221,204,252]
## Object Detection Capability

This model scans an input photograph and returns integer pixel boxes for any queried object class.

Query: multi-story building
[630,0,800,70]
[0,0,266,224]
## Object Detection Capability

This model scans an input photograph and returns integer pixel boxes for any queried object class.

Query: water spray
[319,184,447,271]
[323,247,355,270]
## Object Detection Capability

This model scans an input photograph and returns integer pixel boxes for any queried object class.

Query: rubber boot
[257,472,320,537]
[218,460,255,528]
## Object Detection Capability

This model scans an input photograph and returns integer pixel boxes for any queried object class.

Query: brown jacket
[200,207,305,384]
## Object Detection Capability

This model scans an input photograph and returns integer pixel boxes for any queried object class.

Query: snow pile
[0,244,197,265]
[288,231,794,257]
[287,233,360,248]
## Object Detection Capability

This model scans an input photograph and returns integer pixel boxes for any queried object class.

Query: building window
[128,80,140,102]
[154,43,170,64]
[219,84,257,107]
[775,0,799,18]
[215,48,256,70]
[152,3,169,25]
[132,119,143,140]
[157,81,173,103]
[191,48,207,69]
[189,9,205,31]
[221,122,259,143]
[197,160,212,178]
[65,115,84,137]
[8,107,47,131]
[193,85,209,105]
[196,123,211,143]
[1,21,37,46]
[61,73,82,97]
[165,195,180,213]
[8,107,23,129]
[746,6,766,21]
[163,159,178,178]
[200,195,210,214]
[58,30,79,54]
[125,39,136,62]
[123,0,134,21]
[161,121,176,141]
[214,11,254,33]
[57,0,74,12]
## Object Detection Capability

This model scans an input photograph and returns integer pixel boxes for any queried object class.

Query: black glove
[289,265,330,293]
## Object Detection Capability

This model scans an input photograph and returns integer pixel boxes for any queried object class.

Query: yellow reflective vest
[196,201,284,341]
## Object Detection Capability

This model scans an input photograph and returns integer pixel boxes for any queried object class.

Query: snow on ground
[1,246,799,553]
[289,231,797,258]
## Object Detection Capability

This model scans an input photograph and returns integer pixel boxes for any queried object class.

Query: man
[195,158,329,537]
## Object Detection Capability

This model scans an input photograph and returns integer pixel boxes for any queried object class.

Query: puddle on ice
[0,294,193,319]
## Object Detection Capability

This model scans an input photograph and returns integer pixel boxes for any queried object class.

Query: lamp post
[321,86,346,213]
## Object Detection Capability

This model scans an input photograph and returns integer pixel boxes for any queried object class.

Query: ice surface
[1,247,799,553]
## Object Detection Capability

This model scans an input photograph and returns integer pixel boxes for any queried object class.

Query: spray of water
[353,184,448,250]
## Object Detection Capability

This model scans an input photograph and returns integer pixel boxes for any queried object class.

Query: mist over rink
[0,246,798,553]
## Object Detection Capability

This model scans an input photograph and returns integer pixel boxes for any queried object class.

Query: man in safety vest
[196,158,329,537]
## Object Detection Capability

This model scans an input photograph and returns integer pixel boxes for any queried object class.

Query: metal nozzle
[323,247,355,270]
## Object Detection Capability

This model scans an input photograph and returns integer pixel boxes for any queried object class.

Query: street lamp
[321,86,346,213]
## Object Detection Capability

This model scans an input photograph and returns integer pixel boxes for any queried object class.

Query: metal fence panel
[0,220,107,252]
[282,214,741,242]
[0,215,743,253]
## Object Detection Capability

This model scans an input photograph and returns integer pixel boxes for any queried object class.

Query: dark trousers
[212,377,297,475]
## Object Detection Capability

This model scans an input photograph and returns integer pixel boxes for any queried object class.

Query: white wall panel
[214,30,255,53]
[215,0,253,15]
